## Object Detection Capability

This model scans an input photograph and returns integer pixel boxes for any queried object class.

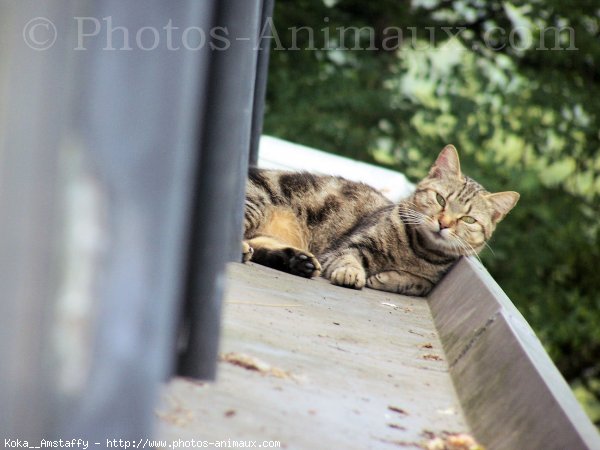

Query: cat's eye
[435,193,446,207]
[461,216,476,224]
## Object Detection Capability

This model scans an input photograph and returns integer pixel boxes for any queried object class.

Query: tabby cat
[242,145,518,296]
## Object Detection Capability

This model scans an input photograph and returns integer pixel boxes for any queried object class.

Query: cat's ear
[429,145,462,179]
[486,191,520,223]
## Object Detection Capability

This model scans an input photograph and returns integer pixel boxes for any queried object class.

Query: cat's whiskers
[398,214,427,225]
[400,216,426,224]
[398,207,425,217]
[449,232,483,265]
[402,202,429,217]
[403,218,430,227]
[446,233,464,255]
[399,201,424,211]
[457,231,495,259]
[481,240,496,256]
[453,234,475,256]
[398,204,429,227]
[449,240,465,260]
[403,199,422,207]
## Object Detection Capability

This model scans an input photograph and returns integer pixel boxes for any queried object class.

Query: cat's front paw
[366,271,433,296]
[241,241,254,263]
[289,251,322,278]
[330,265,366,289]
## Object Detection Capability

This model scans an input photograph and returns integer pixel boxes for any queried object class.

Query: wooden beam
[429,257,600,449]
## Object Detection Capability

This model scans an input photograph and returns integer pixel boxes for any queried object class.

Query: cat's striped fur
[243,145,519,296]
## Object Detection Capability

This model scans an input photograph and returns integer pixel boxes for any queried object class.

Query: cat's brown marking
[242,146,518,296]
[260,209,308,251]
[246,235,289,252]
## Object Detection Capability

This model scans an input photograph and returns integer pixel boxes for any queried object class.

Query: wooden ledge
[429,257,600,450]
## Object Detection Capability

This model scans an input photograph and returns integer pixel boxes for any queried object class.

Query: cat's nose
[438,219,450,230]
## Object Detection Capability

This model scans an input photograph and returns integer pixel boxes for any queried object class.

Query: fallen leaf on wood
[155,394,194,427]
[220,352,292,379]
[423,431,484,450]
[422,353,443,361]
[388,405,409,415]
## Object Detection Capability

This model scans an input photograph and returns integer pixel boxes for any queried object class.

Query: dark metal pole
[177,0,263,380]
[249,0,275,166]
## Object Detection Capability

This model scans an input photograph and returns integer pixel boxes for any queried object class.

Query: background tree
[264,0,600,424]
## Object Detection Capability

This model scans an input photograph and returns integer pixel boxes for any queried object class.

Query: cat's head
[406,145,519,257]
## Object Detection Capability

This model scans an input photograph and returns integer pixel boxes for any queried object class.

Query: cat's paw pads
[330,266,366,289]
[241,241,254,263]
[289,251,321,278]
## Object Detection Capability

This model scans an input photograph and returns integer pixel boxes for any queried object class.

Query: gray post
[0,3,70,441]
[0,0,219,442]
[177,0,263,380]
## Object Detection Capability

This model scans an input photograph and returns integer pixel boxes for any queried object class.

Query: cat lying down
[242,145,518,296]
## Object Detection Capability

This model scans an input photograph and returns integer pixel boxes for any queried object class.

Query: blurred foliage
[264,0,600,424]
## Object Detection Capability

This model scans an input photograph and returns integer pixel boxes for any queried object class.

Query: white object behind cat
[258,136,415,202]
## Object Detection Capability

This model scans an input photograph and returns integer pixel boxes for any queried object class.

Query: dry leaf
[220,352,292,379]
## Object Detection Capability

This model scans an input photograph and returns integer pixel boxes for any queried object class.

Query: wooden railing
[429,257,600,449]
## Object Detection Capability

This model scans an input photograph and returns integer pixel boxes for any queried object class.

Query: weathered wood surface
[157,262,470,449]
[429,258,600,450]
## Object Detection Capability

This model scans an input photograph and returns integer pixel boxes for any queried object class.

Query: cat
[242,145,519,296]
